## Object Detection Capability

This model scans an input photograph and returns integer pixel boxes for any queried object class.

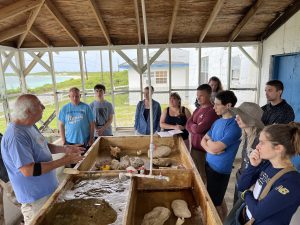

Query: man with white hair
[1,94,84,225]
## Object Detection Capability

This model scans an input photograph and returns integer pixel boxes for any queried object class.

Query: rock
[152,158,172,167]
[110,146,121,160]
[110,159,120,170]
[171,200,191,218]
[175,218,185,225]
[141,206,171,225]
[151,146,172,158]
[129,157,144,168]
[119,155,130,170]
[126,166,138,174]
[95,160,110,170]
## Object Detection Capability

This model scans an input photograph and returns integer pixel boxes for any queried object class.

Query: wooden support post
[100,50,104,83]
[227,45,232,90]
[109,49,116,130]
[168,47,172,94]
[137,46,144,101]
[78,50,87,102]
[16,51,28,93]
[256,42,263,104]
[141,48,165,73]
[0,52,10,124]
[49,50,59,128]
[198,46,202,85]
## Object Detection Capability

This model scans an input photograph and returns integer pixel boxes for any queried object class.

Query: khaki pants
[21,195,49,225]
[0,180,21,225]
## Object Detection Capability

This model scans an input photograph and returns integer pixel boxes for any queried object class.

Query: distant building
[119,48,190,105]
[119,47,258,106]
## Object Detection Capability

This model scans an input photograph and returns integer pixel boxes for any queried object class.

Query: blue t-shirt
[206,117,241,174]
[238,161,300,225]
[1,123,58,203]
[89,100,114,136]
[58,102,94,144]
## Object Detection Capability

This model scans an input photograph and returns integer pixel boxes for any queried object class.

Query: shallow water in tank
[43,177,131,225]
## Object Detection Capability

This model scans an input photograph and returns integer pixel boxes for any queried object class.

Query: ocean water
[5,75,79,90]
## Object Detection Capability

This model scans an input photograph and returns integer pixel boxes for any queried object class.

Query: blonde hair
[238,126,262,154]
[69,87,80,93]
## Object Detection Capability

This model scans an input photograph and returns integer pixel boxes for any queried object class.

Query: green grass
[1,71,129,133]
[38,94,137,130]
[6,70,128,95]
[0,70,173,134]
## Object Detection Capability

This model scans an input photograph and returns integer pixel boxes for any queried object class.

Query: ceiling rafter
[261,0,300,40]
[0,0,41,23]
[199,0,224,42]
[0,25,27,43]
[29,26,51,47]
[87,0,111,45]
[133,0,141,44]
[17,0,45,48]
[45,0,81,46]
[168,0,180,43]
[229,0,265,42]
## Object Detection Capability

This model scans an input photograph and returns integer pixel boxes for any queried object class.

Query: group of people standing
[133,77,300,225]
[1,77,300,225]
[58,84,114,150]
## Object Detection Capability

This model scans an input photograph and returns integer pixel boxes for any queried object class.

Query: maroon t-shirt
[186,105,218,151]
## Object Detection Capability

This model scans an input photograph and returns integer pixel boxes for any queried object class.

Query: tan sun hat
[229,102,264,129]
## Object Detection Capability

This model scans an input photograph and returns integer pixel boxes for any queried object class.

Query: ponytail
[264,122,300,157]
[289,122,300,155]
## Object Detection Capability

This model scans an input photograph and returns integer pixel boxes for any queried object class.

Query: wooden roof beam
[168,0,180,43]
[87,0,111,45]
[199,0,224,42]
[0,0,42,23]
[261,1,300,40]
[0,25,27,43]
[133,0,141,44]
[29,26,51,47]
[229,0,265,42]
[45,0,81,46]
[17,0,45,48]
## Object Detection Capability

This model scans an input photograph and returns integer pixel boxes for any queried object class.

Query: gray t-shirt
[90,100,114,136]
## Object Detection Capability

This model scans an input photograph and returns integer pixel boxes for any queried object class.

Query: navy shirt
[238,161,300,225]
[261,100,295,125]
